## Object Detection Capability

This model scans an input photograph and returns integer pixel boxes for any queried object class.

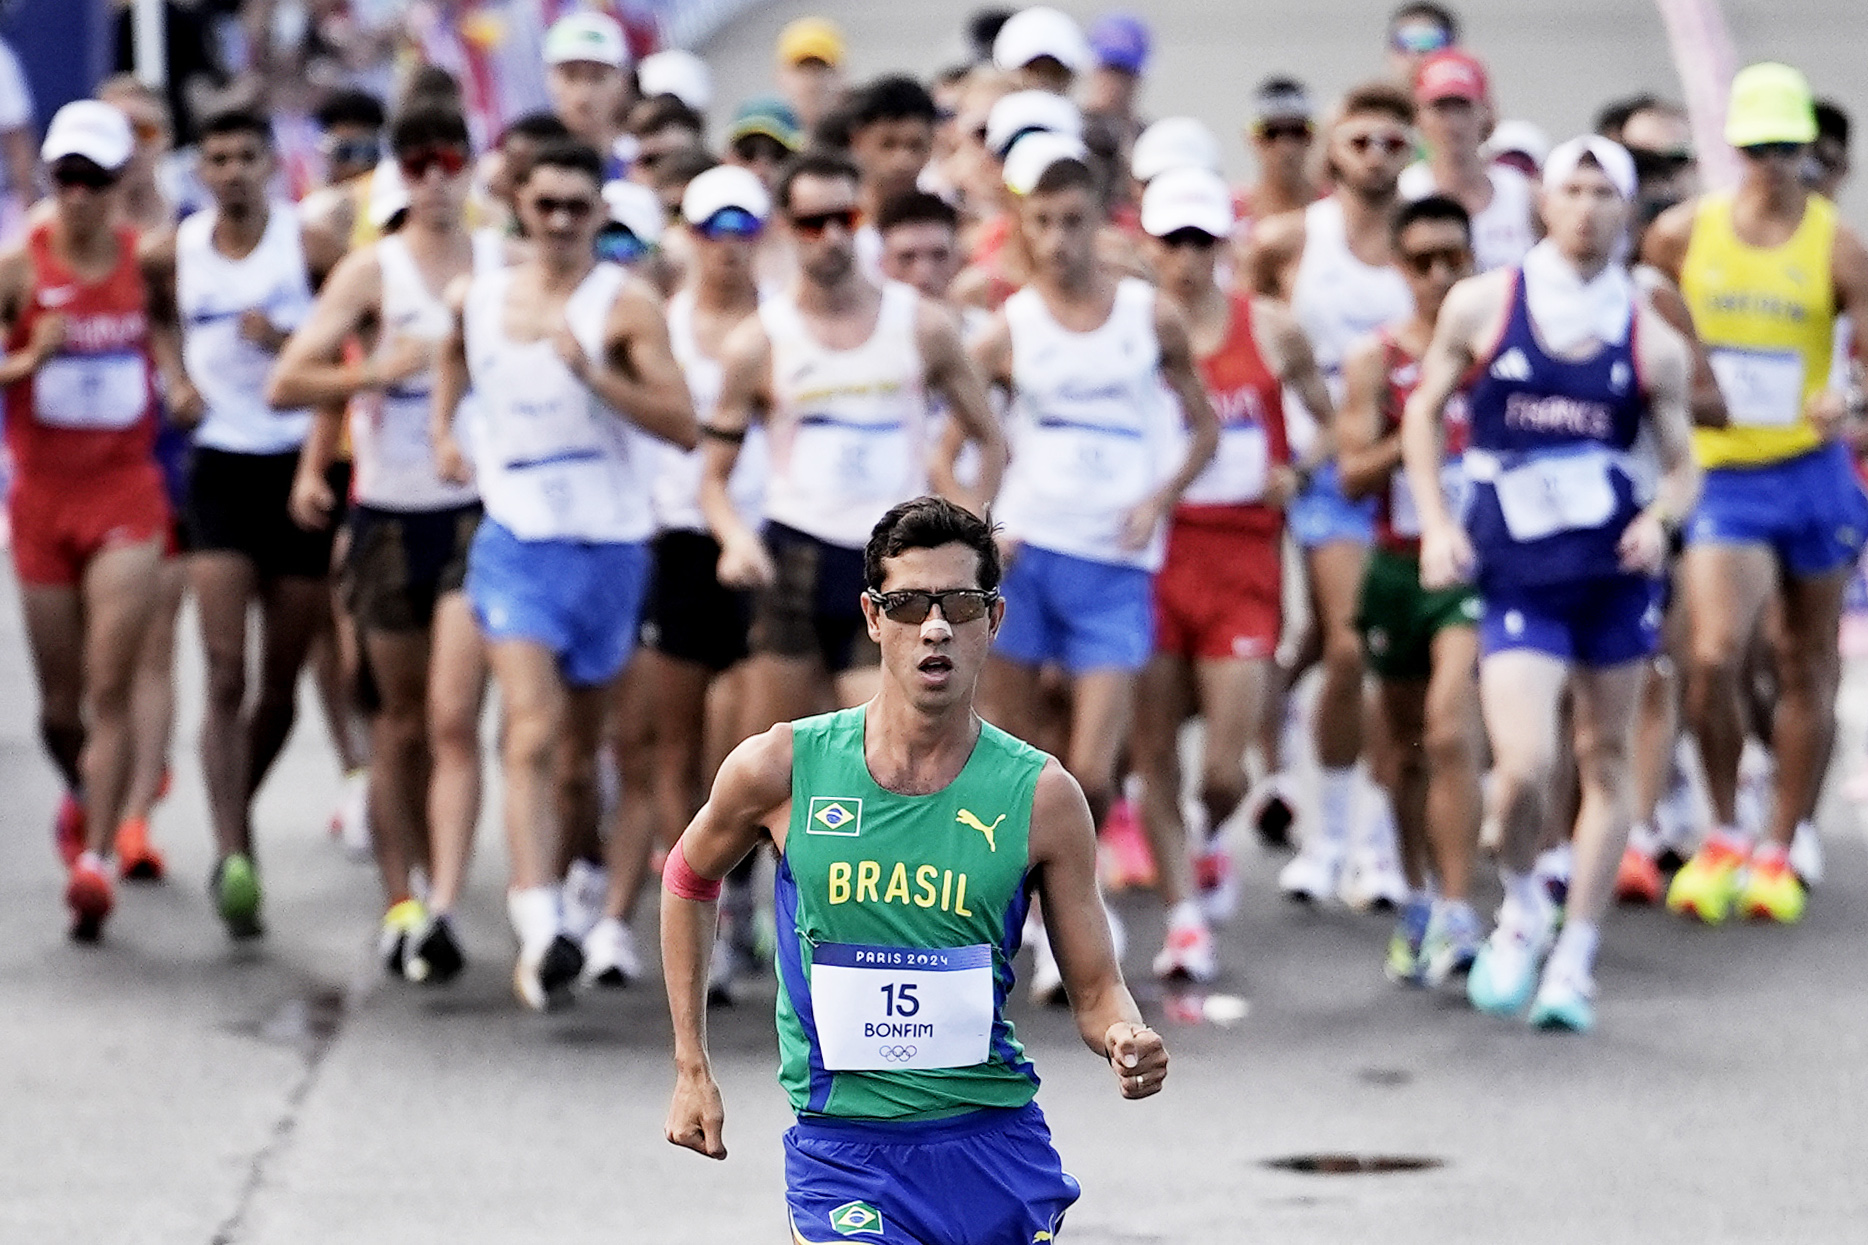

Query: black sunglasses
[1741,142,1804,160]
[865,588,999,625]
[1401,245,1470,275]
[532,194,596,219]
[790,206,859,236]
[1257,121,1312,143]
[51,158,118,191]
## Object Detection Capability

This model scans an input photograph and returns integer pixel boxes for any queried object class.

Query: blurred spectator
[724,96,802,191]
[1618,97,1696,208]
[638,49,713,117]
[1082,13,1150,141]
[966,8,1016,65]
[113,0,229,145]
[1241,76,1317,222]
[1482,118,1550,179]
[1385,1,1459,85]
[991,6,1090,95]
[775,17,845,133]
[1809,99,1850,198]
[544,10,634,178]
[402,0,554,152]
[0,35,34,216]
[626,95,705,187]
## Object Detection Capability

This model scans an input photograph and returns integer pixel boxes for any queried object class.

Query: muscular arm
[1403,274,1502,587]
[700,318,774,586]
[266,247,387,408]
[138,229,198,426]
[1028,759,1167,1097]
[1257,296,1336,469]
[577,280,698,450]
[1151,296,1220,505]
[662,726,794,1160]
[429,280,474,486]
[301,220,351,292]
[918,301,1005,514]
[1334,334,1395,500]
[0,248,47,388]
[1636,305,1704,534]
[1246,209,1305,301]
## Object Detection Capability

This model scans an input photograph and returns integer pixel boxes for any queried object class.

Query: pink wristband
[664,839,724,902]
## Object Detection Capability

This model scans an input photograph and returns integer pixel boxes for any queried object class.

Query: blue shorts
[785,1102,1079,1245]
[464,518,649,687]
[994,544,1153,673]
[1480,574,1662,668]
[1687,441,1868,577]
[1287,461,1375,550]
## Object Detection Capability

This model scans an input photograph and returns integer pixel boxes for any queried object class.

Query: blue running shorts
[785,1102,1079,1245]
[1479,573,1662,668]
[465,517,649,687]
[1287,461,1375,550]
[993,544,1153,673]
[1687,441,1868,578]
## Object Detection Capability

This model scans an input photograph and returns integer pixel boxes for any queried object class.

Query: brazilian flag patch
[828,1200,884,1236]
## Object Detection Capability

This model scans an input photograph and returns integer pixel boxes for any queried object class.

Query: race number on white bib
[1494,453,1618,543]
[792,419,912,503]
[1183,424,1269,506]
[1707,347,1804,428]
[1032,424,1150,505]
[34,351,147,430]
[811,942,994,1071]
[1390,460,1469,538]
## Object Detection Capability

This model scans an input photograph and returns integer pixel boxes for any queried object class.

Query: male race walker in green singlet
[661,496,1168,1243]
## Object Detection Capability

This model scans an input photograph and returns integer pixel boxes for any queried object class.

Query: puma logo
[956,809,1005,853]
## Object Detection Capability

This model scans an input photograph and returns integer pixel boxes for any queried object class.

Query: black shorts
[345,503,482,632]
[749,521,879,674]
[186,446,340,580]
[643,528,751,672]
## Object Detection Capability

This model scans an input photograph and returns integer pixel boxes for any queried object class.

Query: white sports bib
[1493,452,1618,543]
[34,351,147,429]
[810,942,994,1072]
[1707,346,1804,428]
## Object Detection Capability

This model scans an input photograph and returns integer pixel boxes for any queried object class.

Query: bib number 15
[879,982,919,1016]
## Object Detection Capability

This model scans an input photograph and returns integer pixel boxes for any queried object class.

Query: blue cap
[1088,13,1150,74]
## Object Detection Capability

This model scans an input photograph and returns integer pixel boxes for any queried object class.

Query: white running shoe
[331,768,371,862]
[1527,963,1597,1033]
[1339,844,1408,912]
[1789,820,1824,889]
[513,934,583,1012]
[1194,840,1241,924]
[1151,918,1218,983]
[1278,841,1343,904]
[1028,926,1066,1006]
[1467,898,1556,1018]
[580,917,641,988]
[560,859,608,943]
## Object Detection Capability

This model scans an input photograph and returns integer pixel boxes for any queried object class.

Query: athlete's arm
[1245,209,1304,301]
[1623,306,1702,574]
[1028,759,1167,1099]
[701,316,776,588]
[662,725,795,1161]
[137,227,201,428]
[1126,295,1219,549]
[566,278,698,450]
[1638,199,1695,286]
[1637,201,1732,427]
[429,279,474,486]
[1403,273,1502,589]
[301,220,350,293]
[0,247,55,389]
[1817,224,1868,442]
[1640,274,1728,429]
[1257,295,1336,489]
[1333,333,1394,501]
[918,300,1005,515]
[267,248,412,408]
[290,405,345,530]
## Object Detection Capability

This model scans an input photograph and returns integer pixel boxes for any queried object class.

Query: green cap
[727,96,803,151]
[1726,62,1816,147]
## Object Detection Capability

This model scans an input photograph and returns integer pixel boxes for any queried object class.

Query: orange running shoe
[54,792,85,868]
[1614,846,1664,905]
[66,857,114,942]
[115,816,167,883]
[1096,798,1157,891]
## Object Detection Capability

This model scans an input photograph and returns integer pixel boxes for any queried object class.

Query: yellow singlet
[1680,190,1838,469]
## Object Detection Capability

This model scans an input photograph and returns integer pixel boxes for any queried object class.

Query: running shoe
[1738,852,1806,924]
[1152,918,1218,984]
[1339,843,1408,912]
[213,853,264,940]
[1097,798,1157,891]
[1193,840,1240,924]
[1420,901,1484,987]
[1533,844,1572,910]
[114,816,166,883]
[1247,775,1298,850]
[1028,926,1067,1006]
[330,768,371,861]
[581,917,642,988]
[1665,836,1747,925]
[1383,898,1432,986]
[66,856,114,942]
[1277,841,1343,904]
[560,859,609,944]
[404,912,466,985]
[377,898,427,976]
[1788,821,1824,890]
[54,791,85,869]
[1613,846,1664,906]
[1467,901,1555,1018]
[513,934,584,1012]
[1527,965,1596,1033]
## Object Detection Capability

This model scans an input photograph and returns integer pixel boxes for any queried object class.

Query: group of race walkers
[16,0,1868,1236]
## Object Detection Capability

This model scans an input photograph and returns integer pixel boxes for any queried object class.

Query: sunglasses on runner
[1627,145,1694,178]
[398,144,469,179]
[1256,121,1312,143]
[532,194,597,220]
[1401,245,1470,276]
[789,206,860,237]
[1740,142,1804,161]
[595,223,652,263]
[1346,132,1411,156]
[1160,227,1221,250]
[50,158,119,191]
[865,588,1000,625]
[1390,21,1451,54]
[325,136,381,167]
[694,206,764,240]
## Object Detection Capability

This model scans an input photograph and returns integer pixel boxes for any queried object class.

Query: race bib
[379,391,438,466]
[1030,423,1150,506]
[1184,424,1269,506]
[1390,460,1468,538]
[34,351,147,430]
[1707,347,1804,428]
[1493,453,1617,543]
[810,942,994,1072]
[791,418,912,503]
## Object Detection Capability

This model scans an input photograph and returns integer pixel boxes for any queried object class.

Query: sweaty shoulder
[718,721,796,815]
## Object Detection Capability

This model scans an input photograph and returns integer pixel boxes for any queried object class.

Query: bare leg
[1306,540,1369,771]
[1682,544,1775,828]
[1423,626,1483,902]
[363,627,433,906]
[248,575,330,798]
[1768,567,1850,845]
[77,541,164,854]
[425,592,487,915]
[743,653,830,739]
[122,557,185,823]
[1192,656,1268,835]
[1374,678,1430,889]
[191,552,258,857]
[488,640,569,891]
[21,584,86,792]
[1133,654,1196,908]
[311,526,370,774]
[1479,650,1570,876]
[1066,669,1137,827]
[1564,661,1646,930]
[602,660,660,923]
[980,655,1044,751]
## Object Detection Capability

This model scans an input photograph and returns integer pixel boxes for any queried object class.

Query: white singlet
[1398,162,1538,274]
[996,278,1182,571]
[177,205,315,454]
[349,231,504,512]
[759,280,929,549]
[463,261,657,543]
[654,287,768,533]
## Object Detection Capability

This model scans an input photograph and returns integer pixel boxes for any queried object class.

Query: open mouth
[918,654,953,675]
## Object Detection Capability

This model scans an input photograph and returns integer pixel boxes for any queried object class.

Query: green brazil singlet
[776,706,1047,1122]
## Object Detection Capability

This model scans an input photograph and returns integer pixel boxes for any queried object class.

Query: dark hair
[1256,75,1308,100]
[876,190,959,234]
[1389,2,1459,41]
[1816,99,1851,146]
[864,497,1002,592]
[1339,82,1416,128]
[316,88,386,133]
[1392,193,1471,243]
[522,138,604,187]
[813,97,858,151]
[967,8,1017,61]
[653,147,719,195]
[774,148,862,212]
[1593,93,1660,141]
[198,107,274,147]
[401,65,464,109]
[1031,156,1097,197]
[628,94,704,140]
[390,106,470,155]
[852,75,939,129]
[500,111,572,147]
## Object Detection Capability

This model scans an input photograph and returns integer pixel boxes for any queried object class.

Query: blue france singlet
[1462,270,1649,589]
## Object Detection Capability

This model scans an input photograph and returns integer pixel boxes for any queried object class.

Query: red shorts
[1153,516,1282,661]
[10,464,171,587]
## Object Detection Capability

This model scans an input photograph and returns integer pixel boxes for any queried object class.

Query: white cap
[992,7,1092,75]
[682,164,770,225]
[1003,131,1088,196]
[42,100,134,171]
[1141,166,1235,238]
[638,49,711,112]
[1131,116,1221,184]
[544,12,629,69]
[985,89,1082,160]
[1542,135,1637,201]
[603,178,665,242]
[366,159,410,229]
[1484,118,1552,167]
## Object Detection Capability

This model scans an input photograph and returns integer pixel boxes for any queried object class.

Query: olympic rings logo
[877,1045,918,1062]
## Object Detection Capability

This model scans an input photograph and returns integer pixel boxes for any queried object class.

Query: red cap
[1415,50,1489,104]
